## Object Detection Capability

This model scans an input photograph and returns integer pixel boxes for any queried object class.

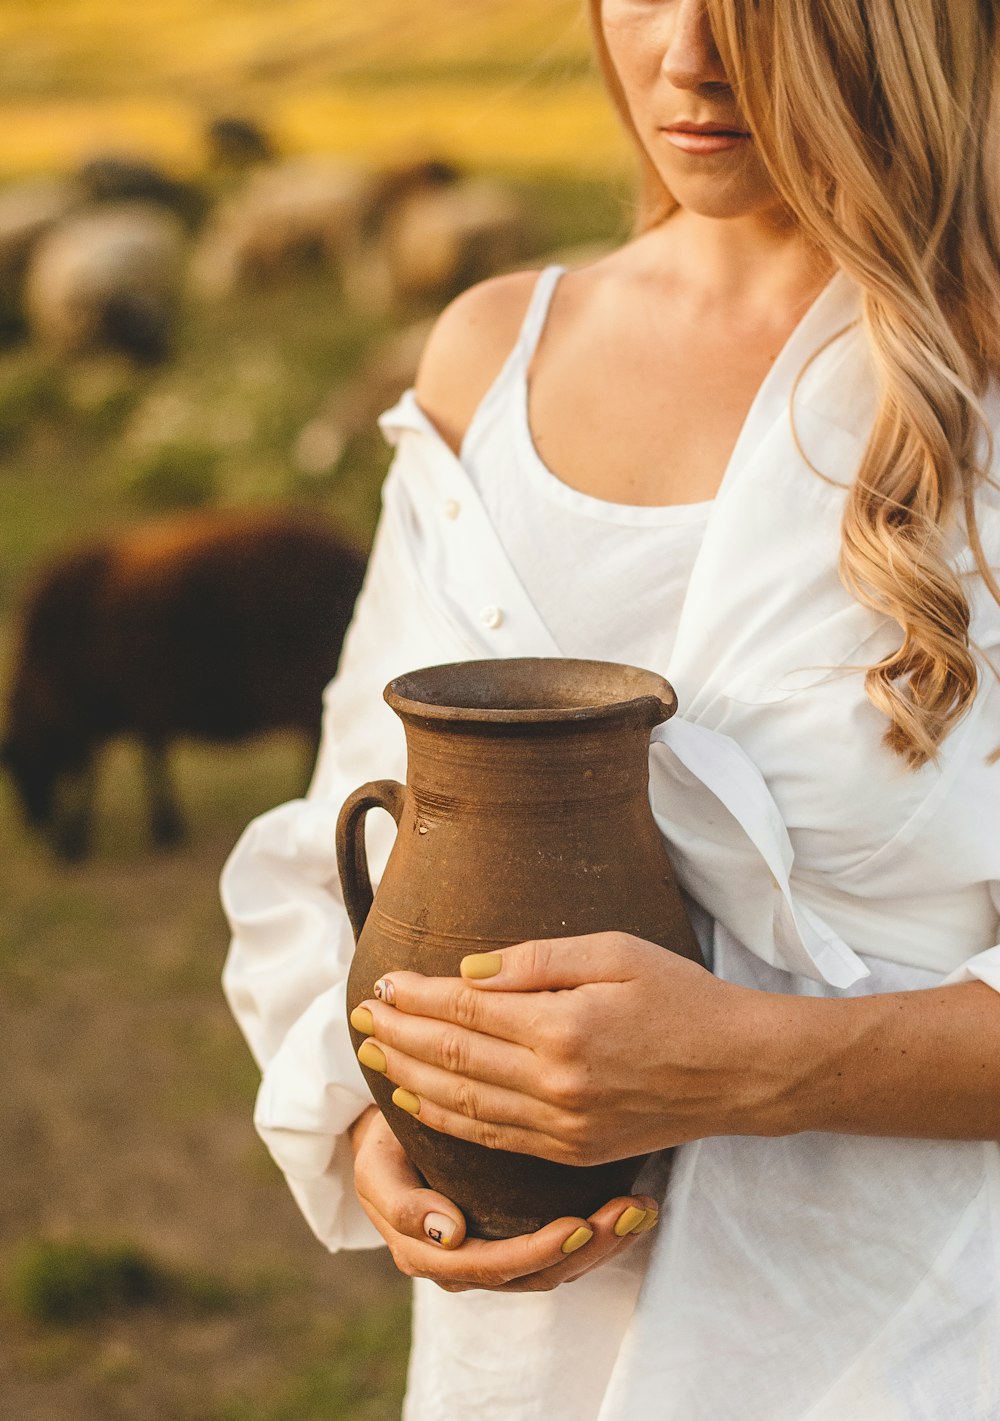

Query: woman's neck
[641,207,837,319]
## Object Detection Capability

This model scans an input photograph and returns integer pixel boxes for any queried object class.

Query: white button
[480,605,504,630]
[444,499,461,520]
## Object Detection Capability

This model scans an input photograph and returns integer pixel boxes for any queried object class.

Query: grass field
[0,257,421,1414]
[0,0,630,178]
[0,7,637,1411]
[0,141,631,1419]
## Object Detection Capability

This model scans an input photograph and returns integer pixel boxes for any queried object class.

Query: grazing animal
[2,510,368,858]
[358,175,531,310]
[75,153,206,227]
[206,116,275,170]
[0,176,78,338]
[191,155,377,296]
[25,202,185,364]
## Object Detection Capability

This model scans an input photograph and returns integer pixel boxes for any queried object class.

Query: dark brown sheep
[2,509,368,858]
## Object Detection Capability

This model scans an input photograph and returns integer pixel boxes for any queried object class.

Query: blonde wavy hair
[589,0,1000,767]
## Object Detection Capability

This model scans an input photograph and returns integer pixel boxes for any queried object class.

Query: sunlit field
[0,4,635,1416]
[0,0,630,178]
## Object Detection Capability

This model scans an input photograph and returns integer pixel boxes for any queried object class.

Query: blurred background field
[0,0,628,179]
[0,3,633,1419]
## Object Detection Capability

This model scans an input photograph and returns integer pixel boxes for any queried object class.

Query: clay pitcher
[339,657,702,1241]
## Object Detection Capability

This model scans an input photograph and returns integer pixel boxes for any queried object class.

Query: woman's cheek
[600,3,669,90]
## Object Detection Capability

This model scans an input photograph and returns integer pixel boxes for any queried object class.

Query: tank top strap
[457,264,567,467]
[515,265,567,366]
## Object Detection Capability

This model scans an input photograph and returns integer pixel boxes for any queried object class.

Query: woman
[222,1,1000,1416]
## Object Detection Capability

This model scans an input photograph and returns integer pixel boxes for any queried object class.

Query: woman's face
[600,0,783,222]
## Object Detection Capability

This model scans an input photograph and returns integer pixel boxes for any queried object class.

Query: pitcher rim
[384,657,678,727]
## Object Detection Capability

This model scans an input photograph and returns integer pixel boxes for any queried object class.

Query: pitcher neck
[401,717,653,809]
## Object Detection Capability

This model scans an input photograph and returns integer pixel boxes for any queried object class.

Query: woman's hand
[349,1104,659,1293]
[351,932,794,1166]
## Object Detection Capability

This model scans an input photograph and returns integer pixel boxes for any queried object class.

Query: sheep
[190,155,377,297]
[205,116,275,170]
[24,202,186,363]
[0,176,79,337]
[344,174,531,314]
[75,152,206,228]
[2,509,368,859]
[386,175,530,301]
[191,156,466,300]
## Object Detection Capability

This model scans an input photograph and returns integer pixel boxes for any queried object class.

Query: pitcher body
[340,657,701,1240]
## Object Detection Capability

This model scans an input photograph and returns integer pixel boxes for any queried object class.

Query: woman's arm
[771,975,1000,1140]
[348,932,1000,1167]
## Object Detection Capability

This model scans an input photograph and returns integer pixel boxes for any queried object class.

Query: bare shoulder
[414,268,544,455]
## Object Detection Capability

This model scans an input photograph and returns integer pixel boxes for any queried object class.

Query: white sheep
[190,155,376,297]
[0,176,79,330]
[25,202,185,362]
[344,175,530,313]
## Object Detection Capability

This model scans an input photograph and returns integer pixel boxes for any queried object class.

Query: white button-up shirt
[221,270,1000,1419]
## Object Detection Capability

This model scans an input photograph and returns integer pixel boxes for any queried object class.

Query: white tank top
[460,265,711,667]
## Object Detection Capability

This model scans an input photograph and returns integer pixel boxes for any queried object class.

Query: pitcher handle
[336,780,407,943]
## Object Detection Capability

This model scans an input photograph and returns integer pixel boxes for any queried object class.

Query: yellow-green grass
[0,82,631,182]
[0,0,632,180]
[0,167,629,1417]
[0,0,591,91]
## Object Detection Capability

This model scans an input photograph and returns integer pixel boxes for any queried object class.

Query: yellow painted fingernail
[357,1041,387,1073]
[634,1208,660,1233]
[613,1206,647,1238]
[392,1087,421,1116]
[350,1006,375,1035]
[460,952,503,980]
[560,1226,593,1256]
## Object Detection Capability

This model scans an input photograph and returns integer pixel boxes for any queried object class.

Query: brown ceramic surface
[340,657,701,1240]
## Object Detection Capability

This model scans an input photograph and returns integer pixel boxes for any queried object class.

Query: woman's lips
[661,129,751,155]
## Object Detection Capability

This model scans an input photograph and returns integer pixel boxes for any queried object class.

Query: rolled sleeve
[221,797,384,1251]
[944,947,1000,993]
[285,1138,383,1251]
[220,474,415,1254]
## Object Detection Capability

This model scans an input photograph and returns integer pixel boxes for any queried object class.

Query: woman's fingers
[366,1196,609,1288]
[366,971,544,1046]
[352,999,540,1096]
[353,1111,467,1250]
[356,1032,563,1144]
[353,1114,657,1290]
[479,1194,661,1294]
[459,934,641,991]
[389,1066,570,1161]
[353,1112,581,1279]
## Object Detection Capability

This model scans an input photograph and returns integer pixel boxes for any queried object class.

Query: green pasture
[0,154,630,1416]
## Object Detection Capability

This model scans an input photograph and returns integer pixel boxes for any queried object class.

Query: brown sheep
[2,509,368,859]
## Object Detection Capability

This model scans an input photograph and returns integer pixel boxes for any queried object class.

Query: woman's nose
[661,0,729,90]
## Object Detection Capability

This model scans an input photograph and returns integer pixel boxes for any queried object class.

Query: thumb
[459,933,629,991]
[356,1112,467,1250]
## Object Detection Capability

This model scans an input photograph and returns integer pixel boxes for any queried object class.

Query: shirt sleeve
[943,885,1000,992]
[220,480,411,1253]
[942,565,1000,994]
[944,945,1000,991]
